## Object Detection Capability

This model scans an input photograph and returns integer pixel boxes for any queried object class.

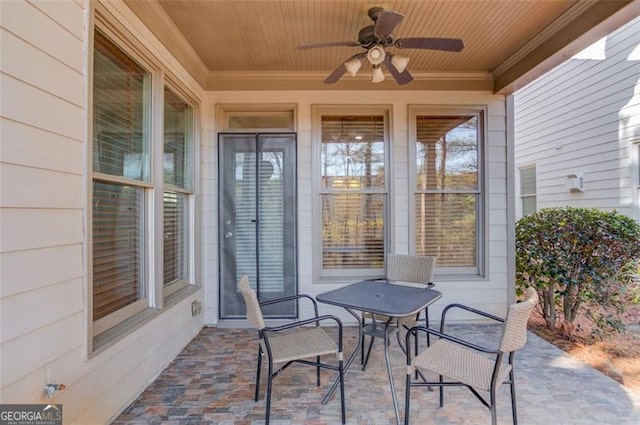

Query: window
[92,30,150,331]
[519,166,537,217]
[90,28,196,344]
[636,143,640,186]
[219,105,296,131]
[163,87,194,296]
[412,109,485,275]
[315,108,388,278]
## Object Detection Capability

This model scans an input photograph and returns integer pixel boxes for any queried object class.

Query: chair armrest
[440,303,504,332]
[260,294,320,317]
[405,325,500,364]
[264,315,344,351]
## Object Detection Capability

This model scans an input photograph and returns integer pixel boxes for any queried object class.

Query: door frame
[217,132,298,320]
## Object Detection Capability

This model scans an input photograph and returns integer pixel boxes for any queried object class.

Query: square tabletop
[316,280,442,317]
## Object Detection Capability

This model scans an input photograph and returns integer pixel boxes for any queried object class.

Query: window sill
[91,284,200,355]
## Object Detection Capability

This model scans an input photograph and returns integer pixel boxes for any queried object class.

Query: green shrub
[516,207,640,333]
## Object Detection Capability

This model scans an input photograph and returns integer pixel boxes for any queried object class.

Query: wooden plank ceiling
[124,0,638,92]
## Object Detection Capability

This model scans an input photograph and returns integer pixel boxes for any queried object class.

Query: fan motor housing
[358,25,394,47]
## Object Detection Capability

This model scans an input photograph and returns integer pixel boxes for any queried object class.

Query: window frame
[87,9,200,353]
[312,105,391,281]
[217,104,297,132]
[162,82,197,298]
[518,165,537,218]
[408,105,488,278]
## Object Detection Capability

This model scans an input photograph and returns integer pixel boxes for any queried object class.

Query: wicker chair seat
[237,275,346,425]
[412,339,512,391]
[263,327,338,364]
[404,288,539,425]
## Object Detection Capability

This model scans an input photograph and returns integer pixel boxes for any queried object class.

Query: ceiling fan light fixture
[371,65,385,83]
[391,54,409,73]
[367,45,386,65]
[344,56,362,77]
[301,7,463,85]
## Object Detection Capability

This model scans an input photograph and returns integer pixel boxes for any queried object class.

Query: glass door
[219,133,297,318]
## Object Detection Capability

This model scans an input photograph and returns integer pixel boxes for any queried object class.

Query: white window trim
[311,105,392,282]
[162,81,199,298]
[407,105,488,278]
[517,164,537,219]
[217,104,298,132]
[87,6,200,354]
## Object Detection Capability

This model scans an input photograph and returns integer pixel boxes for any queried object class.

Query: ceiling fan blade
[298,41,361,49]
[374,10,404,38]
[395,37,464,52]
[383,55,413,85]
[324,64,348,84]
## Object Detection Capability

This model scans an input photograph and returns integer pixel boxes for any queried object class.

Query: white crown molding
[205,71,494,91]
[492,0,639,93]
[123,0,209,88]
[492,0,597,77]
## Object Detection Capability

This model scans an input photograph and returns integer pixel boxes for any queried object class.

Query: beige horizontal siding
[1,120,83,174]
[0,245,83,298]
[0,0,84,71]
[1,3,204,425]
[1,163,83,209]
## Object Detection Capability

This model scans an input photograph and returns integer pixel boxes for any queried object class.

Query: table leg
[383,322,401,425]
[322,307,362,404]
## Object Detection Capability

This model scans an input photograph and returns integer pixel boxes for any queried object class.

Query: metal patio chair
[404,287,539,425]
[361,254,436,369]
[237,276,346,425]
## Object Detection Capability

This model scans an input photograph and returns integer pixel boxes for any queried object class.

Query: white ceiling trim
[205,71,494,91]
[492,0,596,77]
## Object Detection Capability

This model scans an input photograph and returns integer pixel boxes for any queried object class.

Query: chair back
[387,254,436,284]
[237,275,266,330]
[498,287,538,353]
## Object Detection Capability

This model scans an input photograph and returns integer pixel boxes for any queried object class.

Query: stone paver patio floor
[112,324,640,424]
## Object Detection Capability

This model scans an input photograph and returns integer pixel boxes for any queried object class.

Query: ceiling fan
[297,7,464,85]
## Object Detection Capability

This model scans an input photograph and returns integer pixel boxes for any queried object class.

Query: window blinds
[320,115,386,269]
[92,31,148,320]
[414,115,479,268]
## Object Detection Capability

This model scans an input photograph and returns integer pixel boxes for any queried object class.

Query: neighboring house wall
[514,16,640,220]
[0,1,204,424]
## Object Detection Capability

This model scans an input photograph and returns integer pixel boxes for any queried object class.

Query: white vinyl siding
[514,16,640,217]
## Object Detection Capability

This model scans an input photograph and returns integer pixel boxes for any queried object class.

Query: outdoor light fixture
[391,54,409,73]
[371,65,385,83]
[340,45,405,84]
[367,45,386,65]
[344,56,362,76]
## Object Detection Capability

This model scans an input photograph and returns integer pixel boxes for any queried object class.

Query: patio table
[316,280,442,425]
